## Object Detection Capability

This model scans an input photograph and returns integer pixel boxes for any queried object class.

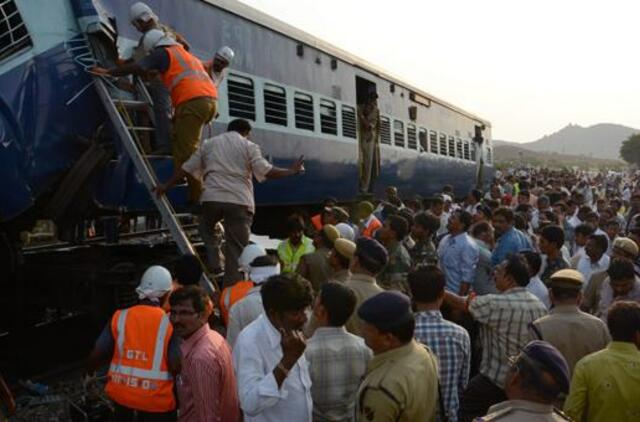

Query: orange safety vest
[161,45,217,107]
[311,214,323,231]
[220,280,255,325]
[361,216,382,238]
[105,305,175,413]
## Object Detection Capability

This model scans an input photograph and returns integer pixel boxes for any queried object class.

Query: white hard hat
[136,265,172,301]
[238,243,266,273]
[336,223,355,241]
[141,29,177,53]
[215,46,235,63]
[129,2,157,24]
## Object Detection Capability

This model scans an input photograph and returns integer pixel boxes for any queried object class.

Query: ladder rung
[127,126,155,131]
[115,99,149,108]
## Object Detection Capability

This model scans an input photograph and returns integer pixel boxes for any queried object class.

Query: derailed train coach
[0,0,494,248]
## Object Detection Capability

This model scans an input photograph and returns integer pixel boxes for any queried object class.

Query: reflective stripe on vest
[169,50,211,90]
[110,312,171,382]
[162,45,217,107]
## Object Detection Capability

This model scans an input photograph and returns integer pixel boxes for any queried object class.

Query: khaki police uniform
[344,273,383,336]
[476,399,570,421]
[356,340,438,422]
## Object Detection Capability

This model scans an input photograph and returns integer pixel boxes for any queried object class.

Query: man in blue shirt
[437,210,479,295]
[491,207,531,267]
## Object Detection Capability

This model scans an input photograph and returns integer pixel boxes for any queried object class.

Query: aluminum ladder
[92,75,217,295]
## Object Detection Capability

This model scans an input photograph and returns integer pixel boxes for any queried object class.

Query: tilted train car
[0,0,493,256]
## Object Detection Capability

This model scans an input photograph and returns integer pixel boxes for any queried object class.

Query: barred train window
[341,105,357,139]
[227,74,255,120]
[456,138,463,158]
[463,142,470,160]
[320,99,337,135]
[439,133,447,156]
[0,0,32,62]
[430,131,438,154]
[263,84,287,126]
[407,125,417,149]
[294,92,314,131]
[448,136,455,157]
[380,117,391,145]
[393,120,405,147]
[418,128,427,152]
[471,143,476,161]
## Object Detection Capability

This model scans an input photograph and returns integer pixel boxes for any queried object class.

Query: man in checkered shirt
[444,253,547,421]
[410,265,470,422]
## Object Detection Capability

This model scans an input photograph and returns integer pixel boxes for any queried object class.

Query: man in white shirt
[156,119,304,286]
[576,234,610,292]
[226,255,281,348]
[522,251,551,309]
[233,274,314,421]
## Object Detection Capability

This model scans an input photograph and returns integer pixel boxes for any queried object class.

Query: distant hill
[494,143,626,171]
[498,123,639,160]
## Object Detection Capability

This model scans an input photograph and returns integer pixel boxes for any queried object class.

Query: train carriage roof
[205,0,491,127]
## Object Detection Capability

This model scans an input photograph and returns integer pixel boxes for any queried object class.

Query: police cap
[355,238,388,267]
[521,340,571,394]
[549,269,583,290]
[358,291,413,330]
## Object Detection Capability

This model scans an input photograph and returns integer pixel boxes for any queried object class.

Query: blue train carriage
[0,0,494,249]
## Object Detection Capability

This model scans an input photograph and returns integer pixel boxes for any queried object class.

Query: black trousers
[459,373,507,422]
[113,403,177,422]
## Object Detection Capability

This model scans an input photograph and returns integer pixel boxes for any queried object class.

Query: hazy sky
[238,0,640,143]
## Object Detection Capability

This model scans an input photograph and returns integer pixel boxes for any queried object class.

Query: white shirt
[227,286,264,348]
[527,276,551,309]
[182,131,273,212]
[437,212,450,237]
[576,254,610,292]
[233,314,312,422]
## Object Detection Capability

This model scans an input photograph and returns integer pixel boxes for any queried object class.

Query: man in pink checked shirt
[169,286,240,421]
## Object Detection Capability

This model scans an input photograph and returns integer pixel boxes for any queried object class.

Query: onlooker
[444,254,547,420]
[522,251,551,309]
[278,216,314,273]
[409,212,440,268]
[226,255,281,348]
[480,341,571,421]
[437,210,479,295]
[564,301,640,421]
[344,238,387,336]
[410,266,470,422]
[376,215,412,291]
[471,221,497,295]
[529,269,610,376]
[569,224,595,267]
[429,195,449,238]
[297,224,341,292]
[575,234,610,291]
[356,292,439,422]
[595,257,640,320]
[491,207,531,267]
[169,286,240,421]
[233,274,314,421]
[306,283,372,422]
[539,225,570,284]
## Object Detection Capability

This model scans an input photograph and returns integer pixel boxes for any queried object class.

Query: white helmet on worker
[129,2,158,24]
[215,46,235,64]
[141,28,177,54]
[238,243,266,273]
[136,265,172,301]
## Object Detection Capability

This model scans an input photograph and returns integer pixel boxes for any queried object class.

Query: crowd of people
[87,166,640,422]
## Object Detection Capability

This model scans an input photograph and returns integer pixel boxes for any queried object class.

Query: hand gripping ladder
[92,75,217,295]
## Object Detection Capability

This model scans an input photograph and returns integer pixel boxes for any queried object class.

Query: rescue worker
[477,341,571,421]
[356,201,382,239]
[356,291,439,422]
[87,265,181,421]
[218,243,267,325]
[278,216,315,273]
[204,46,234,86]
[92,28,218,205]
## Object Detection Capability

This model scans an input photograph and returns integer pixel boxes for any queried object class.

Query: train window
[263,84,287,126]
[439,133,447,156]
[0,0,32,62]
[448,136,455,157]
[341,105,357,139]
[407,125,417,149]
[394,120,405,147]
[463,141,470,160]
[456,138,463,159]
[380,117,391,144]
[227,74,256,120]
[418,128,427,152]
[294,92,314,131]
[486,147,492,164]
[471,143,477,161]
[430,131,438,154]
[320,99,337,135]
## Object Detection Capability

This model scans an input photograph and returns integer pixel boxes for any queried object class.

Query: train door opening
[356,76,377,105]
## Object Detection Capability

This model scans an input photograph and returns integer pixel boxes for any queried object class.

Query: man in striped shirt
[410,266,470,422]
[444,253,547,421]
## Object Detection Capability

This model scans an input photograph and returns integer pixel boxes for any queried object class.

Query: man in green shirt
[564,301,640,421]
